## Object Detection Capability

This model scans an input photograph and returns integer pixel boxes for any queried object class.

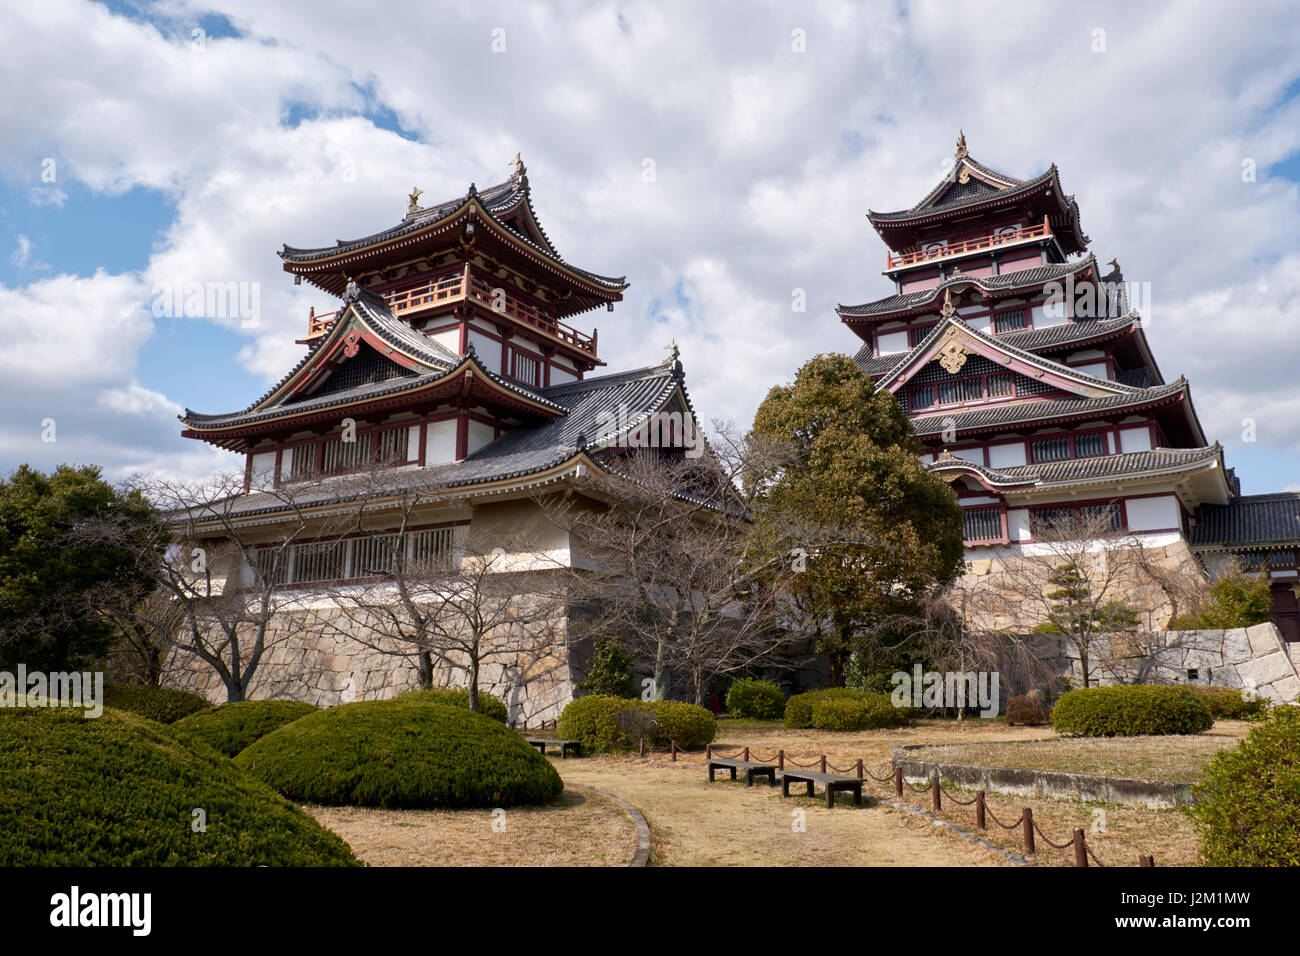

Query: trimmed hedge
[1051,685,1214,737]
[557,696,718,752]
[648,700,718,749]
[0,706,358,866]
[1190,706,1300,866]
[1186,685,1268,721]
[725,679,785,720]
[808,692,911,731]
[170,700,318,757]
[784,688,913,730]
[104,684,210,724]
[236,699,561,808]
[400,686,509,723]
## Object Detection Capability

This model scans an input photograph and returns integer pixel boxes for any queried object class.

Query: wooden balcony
[886,217,1052,270]
[297,265,598,356]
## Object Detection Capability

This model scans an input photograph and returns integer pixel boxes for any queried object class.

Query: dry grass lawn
[906,722,1251,781]
[308,787,638,866]
[556,755,1010,866]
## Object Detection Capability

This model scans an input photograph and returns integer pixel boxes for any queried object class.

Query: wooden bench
[779,769,864,808]
[525,738,582,758]
[707,757,778,787]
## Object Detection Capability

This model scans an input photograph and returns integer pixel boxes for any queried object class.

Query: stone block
[1247,623,1282,657]
[1237,651,1295,689]
[1222,629,1252,665]
[1272,674,1300,704]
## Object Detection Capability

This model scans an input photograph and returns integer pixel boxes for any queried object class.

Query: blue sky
[2,0,1300,495]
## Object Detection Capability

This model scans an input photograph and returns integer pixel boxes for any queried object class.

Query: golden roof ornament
[955,130,968,161]
[407,186,424,214]
[509,152,526,179]
[940,287,957,319]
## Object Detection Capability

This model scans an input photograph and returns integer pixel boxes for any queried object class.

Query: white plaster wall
[250,452,276,484]
[1126,495,1180,532]
[1120,426,1152,453]
[1031,303,1069,327]
[876,330,909,354]
[426,420,457,464]
[466,420,495,456]
[988,443,1027,468]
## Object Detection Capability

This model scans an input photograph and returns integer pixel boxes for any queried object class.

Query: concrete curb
[569,784,651,867]
[893,744,1197,808]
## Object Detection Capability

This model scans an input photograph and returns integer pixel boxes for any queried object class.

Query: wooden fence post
[820,755,827,773]
[640,738,646,757]
[894,767,903,797]
[1139,854,1154,867]
[975,790,986,830]
[778,749,785,771]
[1074,828,1088,868]
[671,740,678,761]
[856,759,863,780]
[705,744,711,759]
[931,773,941,813]
[743,746,750,762]
[1023,807,1035,854]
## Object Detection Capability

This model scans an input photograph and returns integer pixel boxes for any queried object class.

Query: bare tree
[971,506,1161,688]
[313,466,570,713]
[547,432,797,707]
[117,471,332,702]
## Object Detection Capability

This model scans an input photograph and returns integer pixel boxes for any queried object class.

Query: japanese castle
[841,135,1300,639]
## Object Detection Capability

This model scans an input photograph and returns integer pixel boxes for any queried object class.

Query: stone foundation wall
[1052,622,1300,704]
[162,606,577,727]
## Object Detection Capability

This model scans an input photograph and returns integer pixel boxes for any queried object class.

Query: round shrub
[236,699,560,808]
[1190,707,1300,866]
[1050,685,1214,737]
[725,679,785,720]
[647,700,718,749]
[809,692,910,731]
[400,686,509,723]
[0,706,357,866]
[104,684,211,724]
[170,700,318,757]
[784,688,865,729]
[557,695,642,752]
[1186,685,1268,721]
[557,696,718,751]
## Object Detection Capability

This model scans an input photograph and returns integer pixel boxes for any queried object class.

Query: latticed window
[993,309,1028,333]
[911,385,936,409]
[250,526,461,587]
[352,533,402,577]
[513,352,538,386]
[1031,436,1071,462]
[963,507,1003,542]
[1031,507,1075,536]
[1079,503,1123,532]
[1075,433,1106,458]
[374,426,410,464]
[987,373,1014,398]
[289,444,317,480]
[322,434,372,475]
[938,378,983,404]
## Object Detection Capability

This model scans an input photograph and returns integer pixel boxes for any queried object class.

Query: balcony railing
[886,217,1052,270]
[299,265,598,356]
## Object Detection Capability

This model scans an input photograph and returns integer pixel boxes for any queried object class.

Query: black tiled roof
[929,446,1223,489]
[1191,493,1300,548]
[908,380,1187,437]
[279,175,626,290]
[838,256,1096,318]
[207,359,685,517]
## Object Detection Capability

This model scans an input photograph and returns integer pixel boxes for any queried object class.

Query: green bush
[784,688,865,729]
[647,700,718,749]
[808,692,910,731]
[1050,685,1214,737]
[236,699,560,808]
[400,686,509,723]
[1190,706,1300,866]
[725,679,785,720]
[170,700,318,757]
[105,684,210,724]
[557,696,718,752]
[1168,572,1272,629]
[577,636,637,699]
[0,706,357,866]
[1187,685,1268,721]
[557,695,642,751]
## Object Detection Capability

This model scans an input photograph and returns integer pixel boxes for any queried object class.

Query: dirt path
[555,756,1011,867]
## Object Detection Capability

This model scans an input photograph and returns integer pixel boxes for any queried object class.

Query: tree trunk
[468,655,480,712]
[417,650,434,689]
[653,638,669,701]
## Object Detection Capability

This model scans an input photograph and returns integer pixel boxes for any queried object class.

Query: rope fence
[690,740,1155,867]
